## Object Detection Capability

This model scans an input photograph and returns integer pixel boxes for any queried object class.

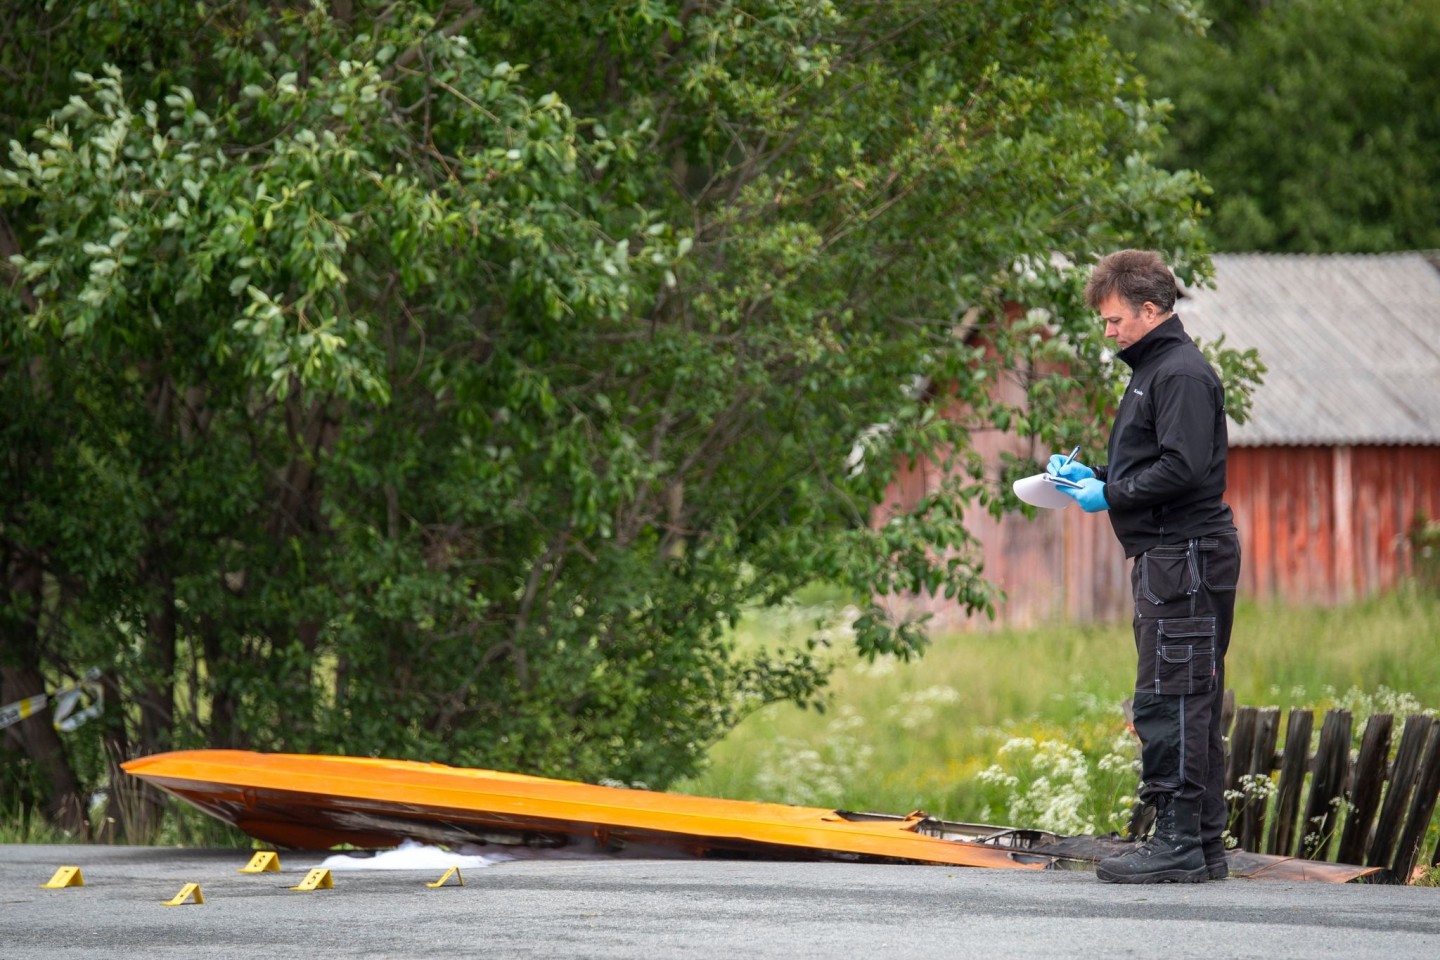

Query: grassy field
[676,588,1440,842]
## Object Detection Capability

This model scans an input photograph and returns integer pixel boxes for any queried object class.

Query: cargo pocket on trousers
[1154,617,1217,696]
[1140,545,1194,606]
[1202,539,1240,592]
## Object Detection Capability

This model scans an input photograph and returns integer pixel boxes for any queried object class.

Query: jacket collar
[1117,313,1190,370]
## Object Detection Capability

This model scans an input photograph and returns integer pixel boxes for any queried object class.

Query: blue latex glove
[1062,478,1109,513]
[1047,453,1095,482]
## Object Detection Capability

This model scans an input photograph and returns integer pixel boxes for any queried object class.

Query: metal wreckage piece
[123,750,1378,882]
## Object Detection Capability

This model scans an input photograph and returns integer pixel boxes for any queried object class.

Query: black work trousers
[1129,533,1240,852]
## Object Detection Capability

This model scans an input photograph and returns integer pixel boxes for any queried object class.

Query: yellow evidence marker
[40,866,84,889]
[161,883,205,906]
[426,866,464,888]
[290,868,334,891]
[239,851,280,873]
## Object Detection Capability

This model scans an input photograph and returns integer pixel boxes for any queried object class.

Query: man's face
[1097,294,1165,350]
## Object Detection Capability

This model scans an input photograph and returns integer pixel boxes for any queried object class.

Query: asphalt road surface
[3,843,1438,959]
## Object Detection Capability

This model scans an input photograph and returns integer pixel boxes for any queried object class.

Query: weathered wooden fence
[1221,697,1440,881]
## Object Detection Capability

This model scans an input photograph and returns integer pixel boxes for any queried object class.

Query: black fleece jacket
[1093,314,1236,557]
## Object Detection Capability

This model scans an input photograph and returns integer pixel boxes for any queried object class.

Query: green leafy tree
[1118,0,1440,251]
[1,0,1242,837]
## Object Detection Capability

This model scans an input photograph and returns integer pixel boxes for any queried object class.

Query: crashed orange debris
[122,749,1380,882]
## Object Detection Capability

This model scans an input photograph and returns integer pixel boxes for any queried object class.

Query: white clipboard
[1012,473,1082,509]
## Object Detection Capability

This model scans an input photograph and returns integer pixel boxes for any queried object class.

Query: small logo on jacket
[1133,389,1145,396]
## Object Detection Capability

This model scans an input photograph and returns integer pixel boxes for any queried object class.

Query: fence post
[1367,714,1433,869]
[1239,707,1280,852]
[1389,718,1440,881]
[1267,707,1315,856]
[1225,706,1258,842]
[1336,712,1393,865]
[1301,709,1351,861]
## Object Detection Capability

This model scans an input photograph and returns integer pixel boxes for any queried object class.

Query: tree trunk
[0,559,87,837]
[199,613,241,748]
[139,569,177,756]
[125,557,176,841]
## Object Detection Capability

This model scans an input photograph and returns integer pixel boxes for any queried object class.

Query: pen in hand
[1060,445,1080,470]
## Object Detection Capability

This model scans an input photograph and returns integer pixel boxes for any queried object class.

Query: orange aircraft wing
[123,749,1046,869]
[123,749,1384,882]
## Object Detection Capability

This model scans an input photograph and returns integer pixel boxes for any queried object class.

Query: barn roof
[1177,252,1440,447]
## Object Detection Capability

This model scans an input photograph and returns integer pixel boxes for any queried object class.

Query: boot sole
[1096,865,1208,884]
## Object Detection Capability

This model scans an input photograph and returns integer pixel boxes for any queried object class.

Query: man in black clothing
[1050,249,1241,883]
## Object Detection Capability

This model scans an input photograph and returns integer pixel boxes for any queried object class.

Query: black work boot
[1202,840,1230,880]
[1096,798,1207,884]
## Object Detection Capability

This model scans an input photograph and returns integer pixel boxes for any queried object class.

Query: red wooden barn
[879,253,1440,629]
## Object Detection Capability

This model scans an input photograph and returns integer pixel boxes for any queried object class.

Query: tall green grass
[677,589,1440,840]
